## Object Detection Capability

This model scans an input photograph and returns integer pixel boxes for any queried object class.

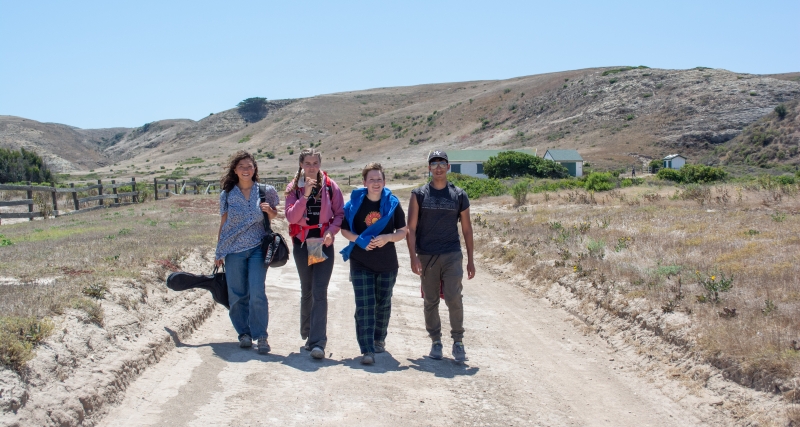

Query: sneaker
[374,340,385,353]
[361,352,375,365]
[452,341,467,362]
[257,337,270,354]
[310,346,325,359]
[429,340,443,360]
[239,334,252,348]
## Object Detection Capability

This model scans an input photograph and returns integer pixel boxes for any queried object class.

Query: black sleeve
[458,190,470,213]
[342,215,351,232]
[393,205,406,229]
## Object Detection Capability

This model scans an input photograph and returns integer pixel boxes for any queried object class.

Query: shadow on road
[340,352,410,374]
[406,357,479,378]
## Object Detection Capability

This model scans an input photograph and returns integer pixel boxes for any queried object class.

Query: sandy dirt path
[99,242,719,426]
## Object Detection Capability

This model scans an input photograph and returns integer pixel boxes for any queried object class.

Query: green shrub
[657,168,682,182]
[648,159,663,173]
[775,104,787,119]
[510,180,530,206]
[775,175,796,185]
[484,151,569,179]
[680,164,727,184]
[447,173,506,199]
[584,172,615,191]
[0,316,54,369]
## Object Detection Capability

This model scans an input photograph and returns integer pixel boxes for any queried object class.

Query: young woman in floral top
[215,151,279,354]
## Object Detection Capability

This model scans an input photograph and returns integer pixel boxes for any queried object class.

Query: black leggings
[292,240,335,349]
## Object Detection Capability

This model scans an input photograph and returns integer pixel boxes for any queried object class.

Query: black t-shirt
[342,197,406,273]
[412,182,470,255]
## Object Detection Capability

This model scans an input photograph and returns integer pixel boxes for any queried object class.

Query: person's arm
[215,212,227,267]
[406,195,422,275]
[260,186,280,221]
[323,179,346,247]
[340,228,358,242]
[284,183,309,224]
[459,207,475,280]
[367,226,407,250]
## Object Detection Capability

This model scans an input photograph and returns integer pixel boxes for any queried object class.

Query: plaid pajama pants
[350,269,397,354]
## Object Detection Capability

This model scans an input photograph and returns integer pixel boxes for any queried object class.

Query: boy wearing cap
[406,150,475,362]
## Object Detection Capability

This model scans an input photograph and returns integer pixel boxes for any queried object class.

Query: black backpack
[259,184,290,267]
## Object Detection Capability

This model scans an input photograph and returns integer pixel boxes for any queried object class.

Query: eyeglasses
[429,161,448,168]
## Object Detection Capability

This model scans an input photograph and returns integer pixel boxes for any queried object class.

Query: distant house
[447,149,537,178]
[663,154,686,170]
[543,149,584,177]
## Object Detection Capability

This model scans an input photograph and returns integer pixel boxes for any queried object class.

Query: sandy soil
[98,242,737,426]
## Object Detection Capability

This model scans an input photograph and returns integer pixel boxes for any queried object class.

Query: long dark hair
[221,150,259,193]
[286,148,322,196]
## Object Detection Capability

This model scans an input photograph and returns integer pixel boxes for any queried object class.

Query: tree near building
[483,151,569,179]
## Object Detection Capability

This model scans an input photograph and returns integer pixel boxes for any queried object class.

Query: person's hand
[367,234,390,250]
[260,203,277,219]
[410,254,422,276]
[466,260,476,280]
[215,258,224,268]
[303,179,317,197]
[323,230,334,247]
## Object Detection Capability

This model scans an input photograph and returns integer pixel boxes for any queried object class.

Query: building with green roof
[446,149,537,178]
[543,149,584,177]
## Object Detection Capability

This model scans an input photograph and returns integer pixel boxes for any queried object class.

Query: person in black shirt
[406,150,475,363]
[340,163,406,365]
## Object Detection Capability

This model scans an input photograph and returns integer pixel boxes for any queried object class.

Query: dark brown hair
[361,162,385,181]
[221,150,259,193]
[286,148,323,196]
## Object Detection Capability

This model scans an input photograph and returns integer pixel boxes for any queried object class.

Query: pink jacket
[284,172,345,243]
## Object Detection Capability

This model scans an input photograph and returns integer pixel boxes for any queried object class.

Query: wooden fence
[0,177,288,223]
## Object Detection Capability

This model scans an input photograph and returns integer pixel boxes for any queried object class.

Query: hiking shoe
[239,334,252,348]
[429,340,443,360]
[257,337,270,354]
[303,342,312,352]
[310,346,325,359]
[374,340,385,353]
[452,341,467,362]
[361,352,375,365]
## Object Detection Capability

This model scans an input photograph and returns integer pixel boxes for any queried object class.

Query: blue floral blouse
[215,184,280,260]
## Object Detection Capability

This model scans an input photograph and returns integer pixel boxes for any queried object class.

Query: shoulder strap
[258,183,274,234]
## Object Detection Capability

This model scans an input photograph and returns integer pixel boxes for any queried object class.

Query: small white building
[543,149,584,177]
[447,149,537,178]
[663,154,686,170]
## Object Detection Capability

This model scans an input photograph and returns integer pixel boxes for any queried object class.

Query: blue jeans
[225,245,269,340]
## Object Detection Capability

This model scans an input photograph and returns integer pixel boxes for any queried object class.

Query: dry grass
[472,182,800,393]
[0,195,221,368]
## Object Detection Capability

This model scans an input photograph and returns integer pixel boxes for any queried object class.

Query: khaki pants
[419,252,464,342]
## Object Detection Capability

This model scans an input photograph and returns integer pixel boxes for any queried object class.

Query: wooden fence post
[111,180,118,204]
[51,182,58,217]
[173,181,178,196]
[181,180,186,195]
[98,179,104,206]
[154,178,159,201]
[71,183,79,210]
[132,178,138,203]
[26,181,33,221]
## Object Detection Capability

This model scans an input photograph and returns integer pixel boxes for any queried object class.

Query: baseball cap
[427,150,448,163]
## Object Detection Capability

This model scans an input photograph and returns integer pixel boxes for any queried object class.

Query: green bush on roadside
[584,172,615,191]
[0,316,54,369]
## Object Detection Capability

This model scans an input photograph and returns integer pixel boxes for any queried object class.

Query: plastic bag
[306,237,328,266]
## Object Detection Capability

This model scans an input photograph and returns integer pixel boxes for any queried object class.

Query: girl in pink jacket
[284,148,345,359]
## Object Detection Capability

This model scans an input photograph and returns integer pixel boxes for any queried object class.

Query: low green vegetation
[484,151,570,179]
[657,164,727,184]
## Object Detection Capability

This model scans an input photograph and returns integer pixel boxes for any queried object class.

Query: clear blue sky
[2,0,798,129]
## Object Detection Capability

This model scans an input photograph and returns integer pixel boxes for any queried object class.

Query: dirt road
[99,242,725,426]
